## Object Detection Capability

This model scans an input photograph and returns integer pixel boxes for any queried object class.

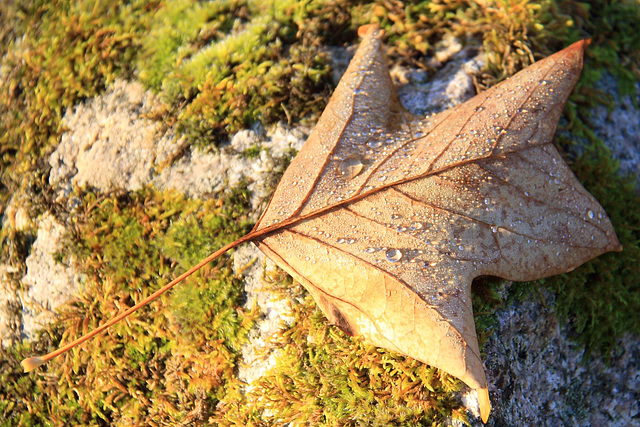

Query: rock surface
[591,78,640,187]
[19,214,84,342]
[481,289,640,426]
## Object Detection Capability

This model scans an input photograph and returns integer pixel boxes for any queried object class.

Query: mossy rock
[0,0,638,425]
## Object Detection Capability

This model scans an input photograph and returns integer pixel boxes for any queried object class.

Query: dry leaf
[251,26,621,422]
[23,24,621,424]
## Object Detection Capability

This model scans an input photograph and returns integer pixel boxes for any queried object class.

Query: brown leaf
[252,26,620,422]
[22,24,622,425]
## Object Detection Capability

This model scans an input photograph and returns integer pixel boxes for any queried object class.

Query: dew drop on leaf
[339,156,364,180]
[410,221,423,231]
[385,248,404,262]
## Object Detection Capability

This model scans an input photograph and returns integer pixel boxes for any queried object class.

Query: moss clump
[137,0,336,147]
[0,0,159,170]
[0,187,255,425]
[570,0,640,98]
[0,0,161,258]
[215,278,468,426]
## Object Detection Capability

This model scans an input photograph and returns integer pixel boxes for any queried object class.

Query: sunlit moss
[0,187,255,425]
[214,277,469,426]
[137,0,335,146]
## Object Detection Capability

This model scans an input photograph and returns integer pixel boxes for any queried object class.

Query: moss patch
[214,277,468,426]
[0,187,255,425]
[136,0,337,147]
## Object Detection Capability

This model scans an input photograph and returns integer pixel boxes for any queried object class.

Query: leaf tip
[21,356,46,372]
[357,24,379,38]
[567,38,591,53]
[477,387,491,423]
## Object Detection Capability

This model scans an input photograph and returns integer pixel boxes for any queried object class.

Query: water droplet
[366,140,383,149]
[410,221,423,231]
[339,156,364,180]
[390,214,402,220]
[346,238,356,244]
[336,238,345,244]
[475,106,485,112]
[396,226,407,232]
[587,209,595,219]
[365,247,376,253]
[484,197,491,205]
[491,225,498,233]
[385,248,403,262]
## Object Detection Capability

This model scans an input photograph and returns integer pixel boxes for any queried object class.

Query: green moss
[241,144,263,159]
[214,277,468,426]
[0,187,255,425]
[0,0,159,167]
[137,0,336,147]
[0,0,161,258]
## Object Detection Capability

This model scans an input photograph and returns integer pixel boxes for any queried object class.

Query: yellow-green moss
[0,0,159,167]
[214,275,469,426]
[0,187,255,425]
[136,0,336,147]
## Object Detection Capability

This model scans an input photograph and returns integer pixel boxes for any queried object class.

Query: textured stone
[591,78,640,187]
[233,243,295,387]
[49,79,174,194]
[480,288,640,427]
[19,214,84,341]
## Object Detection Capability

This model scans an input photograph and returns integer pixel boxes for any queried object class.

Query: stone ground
[1,38,639,425]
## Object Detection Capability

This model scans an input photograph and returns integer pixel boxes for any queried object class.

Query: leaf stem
[21,234,254,372]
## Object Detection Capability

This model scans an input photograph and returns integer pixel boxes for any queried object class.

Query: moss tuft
[0,187,255,425]
[215,279,468,426]
[137,0,336,147]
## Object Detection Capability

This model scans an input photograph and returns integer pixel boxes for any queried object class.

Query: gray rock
[398,47,484,115]
[49,79,174,195]
[590,77,640,186]
[152,124,307,213]
[480,288,640,427]
[233,243,295,387]
[19,214,84,342]
[48,79,307,214]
